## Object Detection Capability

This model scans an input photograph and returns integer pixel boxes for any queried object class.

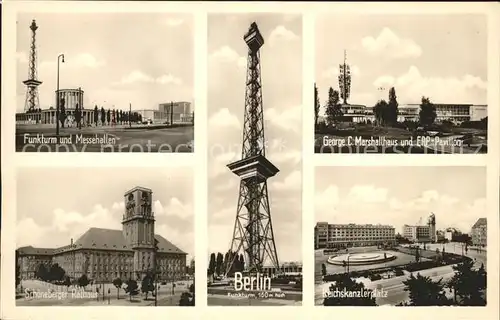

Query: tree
[448,259,486,306]
[373,100,388,126]
[75,103,82,129]
[100,107,106,125]
[324,274,377,306]
[59,98,67,128]
[113,278,123,299]
[314,83,320,127]
[387,87,399,125]
[15,250,20,288]
[419,96,436,126]
[64,276,71,289]
[208,253,216,276]
[239,254,245,272]
[94,105,98,126]
[124,279,139,301]
[141,273,155,300]
[222,251,230,274]
[215,252,223,276]
[400,273,450,306]
[321,263,327,276]
[106,109,111,124]
[35,263,48,281]
[78,274,90,288]
[325,87,342,126]
[179,284,195,306]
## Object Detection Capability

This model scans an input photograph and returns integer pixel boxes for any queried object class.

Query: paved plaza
[16,279,194,306]
[16,124,194,152]
[315,242,487,306]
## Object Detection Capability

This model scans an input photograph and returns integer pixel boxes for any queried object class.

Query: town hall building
[17,186,187,283]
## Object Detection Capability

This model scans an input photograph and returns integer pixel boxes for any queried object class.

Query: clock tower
[122,186,156,280]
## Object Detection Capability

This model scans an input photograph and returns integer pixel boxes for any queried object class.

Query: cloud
[373,66,487,103]
[39,53,106,70]
[265,105,302,133]
[116,70,182,85]
[154,198,193,218]
[208,108,241,129]
[315,184,486,234]
[321,65,361,79]
[17,199,194,256]
[268,25,298,45]
[347,185,389,203]
[362,27,422,59]
[16,51,28,63]
[272,170,301,191]
[210,46,247,68]
[268,149,301,165]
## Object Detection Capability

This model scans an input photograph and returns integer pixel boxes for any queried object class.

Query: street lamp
[56,54,65,137]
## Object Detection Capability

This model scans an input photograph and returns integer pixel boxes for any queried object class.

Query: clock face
[128,193,134,201]
[141,191,148,200]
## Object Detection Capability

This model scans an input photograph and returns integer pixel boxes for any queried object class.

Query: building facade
[16,88,95,125]
[318,103,487,125]
[159,101,193,123]
[471,218,487,247]
[314,222,396,249]
[16,186,187,283]
[402,213,437,243]
[261,262,303,276]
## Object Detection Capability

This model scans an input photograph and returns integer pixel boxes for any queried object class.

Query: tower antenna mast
[225,22,281,276]
[23,19,43,113]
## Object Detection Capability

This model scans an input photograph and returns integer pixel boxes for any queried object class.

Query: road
[315,243,487,306]
[207,295,302,306]
[16,125,193,152]
[17,279,193,306]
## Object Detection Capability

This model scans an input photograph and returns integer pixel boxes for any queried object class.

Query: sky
[16,167,194,262]
[315,14,487,113]
[207,14,303,264]
[315,167,486,235]
[16,13,193,112]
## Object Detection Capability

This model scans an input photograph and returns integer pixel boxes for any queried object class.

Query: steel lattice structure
[338,50,351,104]
[225,22,280,276]
[23,20,43,112]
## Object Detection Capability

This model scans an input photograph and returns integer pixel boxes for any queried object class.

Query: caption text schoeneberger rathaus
[17,186,187,283]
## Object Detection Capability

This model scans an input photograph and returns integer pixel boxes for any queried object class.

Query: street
[207,295,302,306]
[315,242,487,306]
[16,124,194,152]
[16,279,193,306]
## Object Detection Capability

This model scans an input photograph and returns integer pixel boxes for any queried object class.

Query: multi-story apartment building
[471,218,487,247]
[314,222,396,249]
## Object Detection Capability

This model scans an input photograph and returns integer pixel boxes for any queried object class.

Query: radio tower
[23,19,43,112]
[338,50,351,105]
[225,22,280,276]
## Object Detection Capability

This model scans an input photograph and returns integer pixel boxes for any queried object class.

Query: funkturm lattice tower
[23,19,43,112]
[225,22,280,276]
[338,50,351,105]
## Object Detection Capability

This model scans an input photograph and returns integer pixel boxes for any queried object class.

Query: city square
[16,123,193,152]
[315,167,488,306]
[17,279,194,306]
[15,14,194,153]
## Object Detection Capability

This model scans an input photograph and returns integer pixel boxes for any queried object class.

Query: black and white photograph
[314,14,487,154]
[15,167,195,306]
[206,14,303,306]
[16,13,194,152]
[315,166,487,306]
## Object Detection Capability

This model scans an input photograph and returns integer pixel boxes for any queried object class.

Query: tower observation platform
[225,22,281,277]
